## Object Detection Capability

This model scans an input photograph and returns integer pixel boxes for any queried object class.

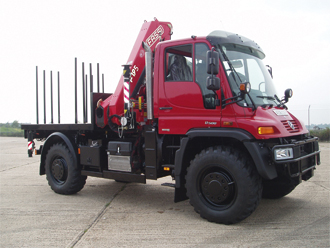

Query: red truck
[22,18,320,224]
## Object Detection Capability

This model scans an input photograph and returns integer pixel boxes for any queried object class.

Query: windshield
[218,44,279,107]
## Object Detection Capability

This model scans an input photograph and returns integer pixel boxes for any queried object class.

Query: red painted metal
[154,38,221,134]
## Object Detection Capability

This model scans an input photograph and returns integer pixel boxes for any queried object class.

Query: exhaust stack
[142,42,153,120]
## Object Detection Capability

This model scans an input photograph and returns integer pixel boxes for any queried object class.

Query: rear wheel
[186,146,262,224]
[45,143,86,194]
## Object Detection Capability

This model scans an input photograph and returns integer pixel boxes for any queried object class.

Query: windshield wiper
[220,49,242,84]
[257,95,276,100]
[274,94,288,109]
[258,95,284,108]
[257,95,282,106]
[257,96,276,108]
[274,94,281,103]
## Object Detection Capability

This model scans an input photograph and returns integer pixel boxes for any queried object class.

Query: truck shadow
[67,178,322,225]
[242,196,321,225]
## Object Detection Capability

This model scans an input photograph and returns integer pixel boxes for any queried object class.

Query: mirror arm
[212,90,221,106]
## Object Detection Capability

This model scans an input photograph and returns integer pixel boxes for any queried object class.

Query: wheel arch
[40,132,78,175]
[174,128,277,202]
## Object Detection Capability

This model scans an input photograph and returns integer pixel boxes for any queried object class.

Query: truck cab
[154,31,308,138]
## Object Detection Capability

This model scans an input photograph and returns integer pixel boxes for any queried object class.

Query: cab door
[157,41,221,134]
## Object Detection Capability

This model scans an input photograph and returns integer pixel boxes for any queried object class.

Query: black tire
[185,146,262,224]
[262,174,297,199]
[45,143,87,194]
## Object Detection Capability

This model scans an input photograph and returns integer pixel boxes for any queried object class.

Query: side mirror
[206,49,219,75]
[284,88,293,103]
[207,76,220,91]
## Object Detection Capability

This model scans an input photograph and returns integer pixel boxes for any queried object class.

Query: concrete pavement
[0,137,329,247]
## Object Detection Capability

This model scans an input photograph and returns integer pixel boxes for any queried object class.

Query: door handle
[159,107,172,110]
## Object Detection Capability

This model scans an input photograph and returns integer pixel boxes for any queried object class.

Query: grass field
[0,125,24,137]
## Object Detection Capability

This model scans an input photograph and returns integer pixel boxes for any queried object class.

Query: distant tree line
[0,121,24,137]
[310,127,330,142]
[306,124,330,130]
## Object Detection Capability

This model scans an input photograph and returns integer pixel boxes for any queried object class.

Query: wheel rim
[51,157,68,184]
[199,166,236,209]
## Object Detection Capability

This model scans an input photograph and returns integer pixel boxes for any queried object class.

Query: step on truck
[22,18,321,224]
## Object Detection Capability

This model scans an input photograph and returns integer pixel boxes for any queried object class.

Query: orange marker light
[258,127,274,135]
[223,121,233,126]
[164,167,170,171]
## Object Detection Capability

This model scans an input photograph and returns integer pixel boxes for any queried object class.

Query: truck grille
[281,120,299,133]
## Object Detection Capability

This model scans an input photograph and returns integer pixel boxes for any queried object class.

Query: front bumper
[272,137,320,179]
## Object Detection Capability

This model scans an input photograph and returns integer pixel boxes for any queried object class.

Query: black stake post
[82,62,86,123]
[36,66,39,124]
[43,70,46,124]
[90,63,93,124]
[75,58,78,124]
[85,75,88,123]
[90,63,93,92]
[97,63,100,93]
[50,71,53,124]
[102,74,104,93]
[58,72,60,124]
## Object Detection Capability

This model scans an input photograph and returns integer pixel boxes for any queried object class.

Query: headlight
[274,148,293,161]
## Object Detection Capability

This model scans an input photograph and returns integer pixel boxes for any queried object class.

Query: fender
[39,132,78,175]
[174,128,277,201]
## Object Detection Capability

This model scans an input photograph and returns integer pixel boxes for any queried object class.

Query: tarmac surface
[0,137,329,247]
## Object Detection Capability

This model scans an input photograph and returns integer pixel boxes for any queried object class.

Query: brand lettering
[130,65,139,83]
[146,25,164,48]
[205,121,217,125]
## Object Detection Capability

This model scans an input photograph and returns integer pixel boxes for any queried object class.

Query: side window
[195,43,216,109]
[165,45,192,82]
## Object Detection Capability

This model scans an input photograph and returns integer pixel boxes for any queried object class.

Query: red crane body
[97,19,172,128]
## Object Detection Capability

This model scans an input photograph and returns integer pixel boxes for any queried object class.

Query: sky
[1,0,329,125]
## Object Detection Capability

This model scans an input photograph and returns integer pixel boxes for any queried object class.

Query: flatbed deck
[21,123,94,131]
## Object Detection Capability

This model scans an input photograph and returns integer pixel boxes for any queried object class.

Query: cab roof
[206,30,265,59]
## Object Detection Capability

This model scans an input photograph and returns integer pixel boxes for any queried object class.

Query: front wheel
[45,143,87,194]
[186,146,262,224]
[262,173,297,199]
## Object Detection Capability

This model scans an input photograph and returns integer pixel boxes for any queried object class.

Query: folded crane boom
[96,18,172,129]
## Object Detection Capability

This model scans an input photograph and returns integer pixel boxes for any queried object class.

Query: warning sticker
[28,141,34,150]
